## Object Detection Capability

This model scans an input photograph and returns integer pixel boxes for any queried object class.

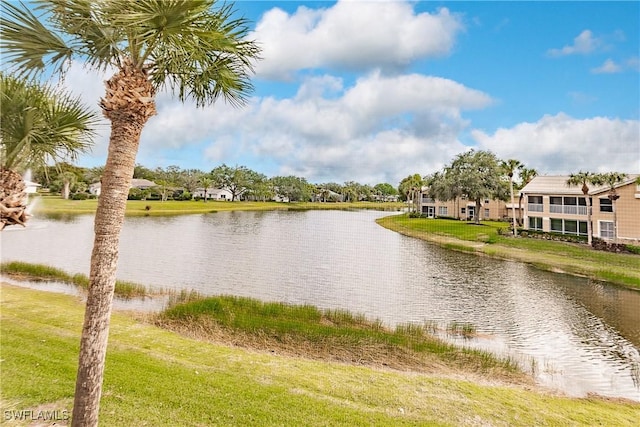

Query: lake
[2,209,639,401]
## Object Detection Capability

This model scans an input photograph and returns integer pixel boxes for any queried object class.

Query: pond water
[2,209,639,401]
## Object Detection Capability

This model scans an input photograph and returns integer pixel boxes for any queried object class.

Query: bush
[70,192,89,200]
[625,244,640,255]
[176,191,192,201]
[128,188,145,200]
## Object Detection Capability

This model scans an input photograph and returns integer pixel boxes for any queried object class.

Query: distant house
[192,187,233,201]
[520,175,640,243]
[89,178,157,197]
[24,180,41,194]
[418,187,514,221]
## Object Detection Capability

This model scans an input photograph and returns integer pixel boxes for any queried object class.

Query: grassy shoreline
[30,195,405,217]
[376,214,640,289]
[2,284,639,426]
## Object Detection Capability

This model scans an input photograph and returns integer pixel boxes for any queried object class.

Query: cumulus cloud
[591,59,622,74]
[250,0,464,79]
[472,114,640,174]
[547,30,602,57]
[138,71,492,184]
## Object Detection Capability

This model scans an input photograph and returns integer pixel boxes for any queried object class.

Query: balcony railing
[549,205,588,215]
[528,203,543,212]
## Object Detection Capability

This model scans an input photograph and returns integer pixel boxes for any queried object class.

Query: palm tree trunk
[62,180,71,199]
[518,194,523,227]
[72,62,155,427]
[585,193,593,246]
[509,179,517,236]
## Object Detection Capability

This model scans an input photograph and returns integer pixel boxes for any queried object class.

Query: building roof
[131,178,156,188]
[520,174,639,196]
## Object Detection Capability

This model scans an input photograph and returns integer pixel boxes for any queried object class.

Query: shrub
[625,244,640,255]
[70,192,89,200]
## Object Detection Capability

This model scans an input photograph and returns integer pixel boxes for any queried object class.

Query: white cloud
[250,1,464,79]
[591,59,622,74]
[547,30,602,57]
[472,114,640,174]
[139,71,493,184]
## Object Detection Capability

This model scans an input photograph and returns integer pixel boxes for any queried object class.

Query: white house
[192,187,233,201]
[89,178,157,196]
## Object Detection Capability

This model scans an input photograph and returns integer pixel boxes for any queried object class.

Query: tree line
[33,163,401,203]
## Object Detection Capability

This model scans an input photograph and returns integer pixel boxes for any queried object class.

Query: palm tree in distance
[1,72,98,229]
[599,172,628,245]
[0,1,261,425]
[501,159,523,236]
[517,167,537,227]
[199,176,213,202]
[566,171,603,246]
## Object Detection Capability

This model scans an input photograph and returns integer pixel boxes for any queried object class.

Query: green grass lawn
[377,214,640,288]
[31,195,404,217]
[2,284,639,426]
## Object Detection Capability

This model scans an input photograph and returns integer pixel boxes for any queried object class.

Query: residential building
[419,188,516,221]
[192,187,233,201]
[89,178,157,196]
[520,175,640,243]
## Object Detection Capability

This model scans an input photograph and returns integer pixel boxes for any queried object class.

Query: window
[549,197,563,213]
[564,220,578,234]
[484,199,490,204]
[550,218,588,235]
[600,221,614,239]
[599,198,613,212]
[579,221,587,236]
[461,208,466,214]
[529,217,542,230]
[528,196,542,204]
[438,206,448,216]
[484,208,490,218]
[528,195,543,212]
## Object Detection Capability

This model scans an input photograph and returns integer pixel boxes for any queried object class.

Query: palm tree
[199,176,213,202]
[599,172,628,245]
[59,170,78,199]
[1,1,260,425]
[501,159,523,236]
[1,73,98,229]
[566,172,603,246]
[517,167,537,226]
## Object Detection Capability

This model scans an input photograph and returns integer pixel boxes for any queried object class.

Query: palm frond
[0,73,99,172]
[0,1,73,77]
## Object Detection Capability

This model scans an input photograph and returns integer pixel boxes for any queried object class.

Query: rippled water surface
[2,210,639,400]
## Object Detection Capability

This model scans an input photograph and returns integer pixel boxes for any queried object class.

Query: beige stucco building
[418,189,517,221]
[520,175,640,243]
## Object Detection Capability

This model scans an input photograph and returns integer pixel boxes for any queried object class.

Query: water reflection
[2,210,639,401]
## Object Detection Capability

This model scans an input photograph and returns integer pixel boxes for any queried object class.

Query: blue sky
[57,0,639,185]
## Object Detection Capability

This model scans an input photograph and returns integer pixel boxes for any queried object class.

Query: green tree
[243,171,272,201]
[1,73,98,228]
[517,167,538,226]
[373,183,398,201]
[180,168,205,194]
[440,150,507,224]
[272,175,312,202]
[0,1,260,424]
[198,176,213,202]
[58,170,78,199]
[599,172,628,245]
[566,171,603,246]
[211,164,257,201]
[398,173,424,213]
[501,159,523,236]
[427,169,464,219]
